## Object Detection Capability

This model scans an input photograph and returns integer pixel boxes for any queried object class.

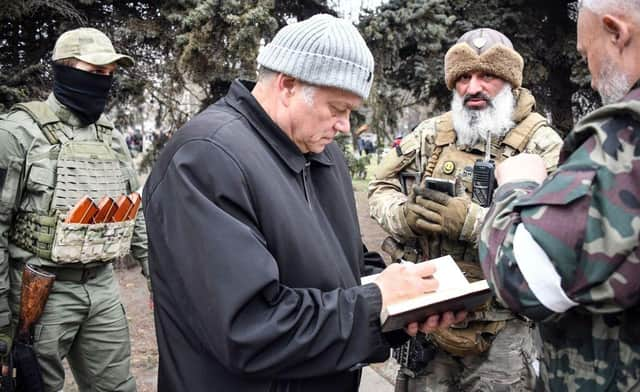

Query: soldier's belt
[24,263,109,283]
[10,212,135,263]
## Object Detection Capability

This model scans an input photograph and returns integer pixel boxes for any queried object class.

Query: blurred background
[1,0,596,179]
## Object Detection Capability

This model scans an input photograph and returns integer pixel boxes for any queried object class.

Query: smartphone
[423,177,456,197]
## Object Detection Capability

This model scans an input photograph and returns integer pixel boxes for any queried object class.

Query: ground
[63,188,400,391]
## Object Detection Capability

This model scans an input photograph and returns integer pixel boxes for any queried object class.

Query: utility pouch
[430,260,509,357]
[430,320,506,357]
[50,217,135,263]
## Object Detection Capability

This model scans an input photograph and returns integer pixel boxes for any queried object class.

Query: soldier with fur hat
[0,27,147,391]
[369,28,563,391]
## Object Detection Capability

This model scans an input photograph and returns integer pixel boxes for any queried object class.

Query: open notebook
[361,255,492,332]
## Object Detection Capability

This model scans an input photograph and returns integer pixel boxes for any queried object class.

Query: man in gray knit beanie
[257,13,374,99]
[144,13,465,392]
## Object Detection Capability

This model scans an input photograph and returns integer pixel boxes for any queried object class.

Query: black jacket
[144,80,395,392]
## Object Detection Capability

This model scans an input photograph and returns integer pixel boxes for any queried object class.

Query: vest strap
[502,112,547,153]
[11,102,61,144]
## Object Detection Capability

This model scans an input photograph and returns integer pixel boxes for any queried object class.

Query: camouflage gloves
[405,188,470,240]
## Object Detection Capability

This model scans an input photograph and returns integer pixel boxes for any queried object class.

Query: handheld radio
[471,130,497,207]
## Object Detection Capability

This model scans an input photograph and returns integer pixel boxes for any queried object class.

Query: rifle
[10,264,55,392]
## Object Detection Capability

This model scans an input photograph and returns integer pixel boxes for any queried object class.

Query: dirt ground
[63,190,396,390]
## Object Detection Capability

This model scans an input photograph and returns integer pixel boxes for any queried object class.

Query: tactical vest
[413,111,546,357]
[418,111,547,261]
[7,102,138,265]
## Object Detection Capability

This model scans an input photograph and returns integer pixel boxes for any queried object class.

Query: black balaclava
[52,63,114,125]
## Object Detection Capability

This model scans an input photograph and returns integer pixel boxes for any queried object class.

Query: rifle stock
[3,265,56,392]
[16,265,55,345]
[381,236,404,261]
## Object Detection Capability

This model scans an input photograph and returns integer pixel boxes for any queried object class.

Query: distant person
[369,28,563,391]
[364,138,375,154]
[479,0,640,390]
[0,27,148,391]
[143,14,465,392]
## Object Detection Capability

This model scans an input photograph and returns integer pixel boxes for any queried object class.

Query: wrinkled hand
[496,153,547,186]
[406,188,469,240]
[374,262,439,310]
[404,310,468,336]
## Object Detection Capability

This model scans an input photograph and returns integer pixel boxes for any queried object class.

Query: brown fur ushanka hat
[444,28,524,90]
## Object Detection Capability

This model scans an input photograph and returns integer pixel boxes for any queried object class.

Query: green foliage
[0,0,335,131]
[1,0,591,145]
[336,134,372,180]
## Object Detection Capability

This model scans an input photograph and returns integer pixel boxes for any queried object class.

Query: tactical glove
[409,188,470,240]
[404,194,444,237]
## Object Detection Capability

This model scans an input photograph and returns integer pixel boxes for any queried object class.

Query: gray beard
[596,60,632,105]
[451,85,516,147]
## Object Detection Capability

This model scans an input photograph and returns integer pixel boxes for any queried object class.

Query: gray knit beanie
[257,14,375,99]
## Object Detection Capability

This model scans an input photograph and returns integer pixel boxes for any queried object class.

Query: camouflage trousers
[395,319,537,392]
[10,263,136,392]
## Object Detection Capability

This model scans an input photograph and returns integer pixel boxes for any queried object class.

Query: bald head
[579,0,640,19]
[577,1,640,104]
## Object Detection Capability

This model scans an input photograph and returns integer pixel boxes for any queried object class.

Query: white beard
[451,85,516,147]
[596,60,632,105]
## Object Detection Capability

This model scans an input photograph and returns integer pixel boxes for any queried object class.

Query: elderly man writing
[144,14,464,392]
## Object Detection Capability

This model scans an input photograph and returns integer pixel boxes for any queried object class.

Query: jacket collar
[225,80,334,173]
[511,88,536,123]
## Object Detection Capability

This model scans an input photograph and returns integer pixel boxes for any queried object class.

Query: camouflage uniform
[369,88,563,391]
[0,30,146,391]
[479,82,640,391]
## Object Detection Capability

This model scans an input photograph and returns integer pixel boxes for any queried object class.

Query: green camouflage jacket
[479,83,640,391]
[0,95,149,328]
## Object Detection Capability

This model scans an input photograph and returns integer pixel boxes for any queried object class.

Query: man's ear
[602,14,631,50]
[276,74,297,107]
